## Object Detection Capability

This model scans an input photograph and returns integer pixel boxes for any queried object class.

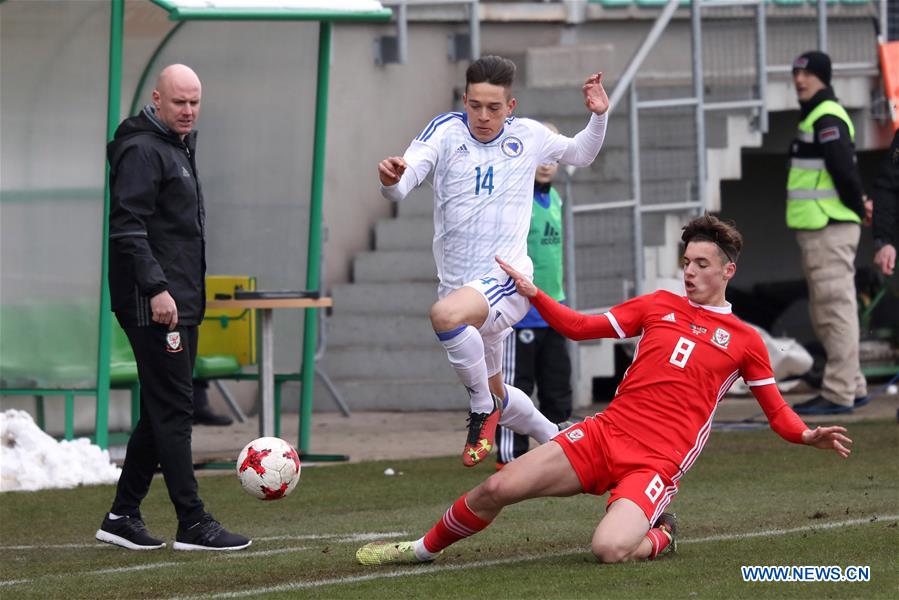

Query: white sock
[413,537,440,561]
[438,325,494,414]
[498,384,558,443]
[108,513,126,520]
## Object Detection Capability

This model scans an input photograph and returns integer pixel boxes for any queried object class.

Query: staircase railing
[565,0,884,314]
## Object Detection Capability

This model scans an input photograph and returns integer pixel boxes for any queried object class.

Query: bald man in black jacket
[97,64,249,552]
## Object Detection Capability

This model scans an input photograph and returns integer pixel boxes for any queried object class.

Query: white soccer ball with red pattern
[236,436,301,500]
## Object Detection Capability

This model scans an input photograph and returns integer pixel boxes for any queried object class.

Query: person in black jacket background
[96,64,250,552]
[873,129,899,277]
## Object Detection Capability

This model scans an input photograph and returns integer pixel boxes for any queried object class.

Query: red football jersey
[599,290,775,477]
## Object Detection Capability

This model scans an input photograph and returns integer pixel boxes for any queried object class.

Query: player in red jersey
[356,214,852,566]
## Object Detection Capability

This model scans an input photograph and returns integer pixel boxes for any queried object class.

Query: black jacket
[873,129,899,248]
[797,88,866,219]
[107,107,206,326]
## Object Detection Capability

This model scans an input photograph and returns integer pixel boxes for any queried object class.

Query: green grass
[1,419,897,599]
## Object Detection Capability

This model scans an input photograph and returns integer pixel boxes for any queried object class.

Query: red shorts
[553,415,679,524]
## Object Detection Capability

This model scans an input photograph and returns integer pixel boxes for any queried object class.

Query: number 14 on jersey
[474,165,494,196]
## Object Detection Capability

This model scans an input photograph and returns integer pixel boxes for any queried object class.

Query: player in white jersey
[378,56,609,466]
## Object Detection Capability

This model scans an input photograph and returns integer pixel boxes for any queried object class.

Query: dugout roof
[149,0,391,21]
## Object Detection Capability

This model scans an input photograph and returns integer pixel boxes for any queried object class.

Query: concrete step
[375,217,434,250]
[353,250,437,283]
[328,314,437,347]
[514,88,600,119]
[569,206,670,249]
[320,346,456,380]
[394,185,434,218]
[568,180,633,204]
[535,114,630,149]
[276,378,464,413]
[396,197,434,218]
[328,378,467,411]
[571,148,630,183]
[331,282,437,316]
[568,177,695,206]
[572,277,633,310]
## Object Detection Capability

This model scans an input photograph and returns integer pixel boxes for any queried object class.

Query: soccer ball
[236,436,301,500]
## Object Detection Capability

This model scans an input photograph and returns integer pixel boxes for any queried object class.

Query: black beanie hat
[792,51,832,87]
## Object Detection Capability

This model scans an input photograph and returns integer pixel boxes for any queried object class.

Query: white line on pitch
[0,546,313,586]
[680,516,898,544]
[173,514,899,599]
[86,547,312,576]
[0,531,406,551]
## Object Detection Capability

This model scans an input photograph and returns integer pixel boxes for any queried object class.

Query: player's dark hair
[681,213,742,264]
[466,55,516,92]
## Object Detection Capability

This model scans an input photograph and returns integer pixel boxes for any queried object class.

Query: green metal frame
[93,0,390,454]
[3,0,389,451]
[299,20,332,455]
[127,21,185,117]
[2,389,97,442]
[96,0,125,451]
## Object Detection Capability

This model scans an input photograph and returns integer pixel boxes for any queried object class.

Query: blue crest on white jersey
[501,136,523,158]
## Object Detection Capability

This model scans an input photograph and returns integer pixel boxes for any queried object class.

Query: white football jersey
[384,112,606,296]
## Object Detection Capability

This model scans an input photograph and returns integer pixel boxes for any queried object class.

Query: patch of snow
[0,410,120,492]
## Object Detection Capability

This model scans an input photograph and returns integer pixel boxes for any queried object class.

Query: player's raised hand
[801,425,852,458]
[583,72,609,115]
[496,256,538,298]
[378,156,407,186]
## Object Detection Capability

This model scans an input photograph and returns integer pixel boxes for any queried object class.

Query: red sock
[646,527,672,560]
[422,494,492,553]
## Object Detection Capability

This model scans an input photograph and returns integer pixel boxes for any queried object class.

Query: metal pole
[299,21,332,454]
[97,0,124,450]
[397,0,408,64]
[469,0,480,60]
[630,83,644,296]
[258,309,275,437]
[756,0,768,133]
[692,0,706,214]
[608,0,681,114]
[562,168,580,405]
[817,0,827,52]
[563,171,577,312]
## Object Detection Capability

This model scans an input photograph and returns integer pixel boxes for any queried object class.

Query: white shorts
[463,267,531,378]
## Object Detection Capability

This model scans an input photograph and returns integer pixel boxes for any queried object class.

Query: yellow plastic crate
[199,275,256,366]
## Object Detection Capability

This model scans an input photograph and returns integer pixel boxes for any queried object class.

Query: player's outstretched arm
[751,384,852,458]
[801,426,853,458]
[378,156,406,187]
[582,72,609,116]
[496,256,619,341]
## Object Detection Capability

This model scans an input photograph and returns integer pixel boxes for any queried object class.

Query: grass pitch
[1,419,897,599]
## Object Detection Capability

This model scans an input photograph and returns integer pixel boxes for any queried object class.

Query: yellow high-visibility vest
[786,100,861,230]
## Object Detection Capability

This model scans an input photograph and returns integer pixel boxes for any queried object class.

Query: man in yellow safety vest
[786,51,870,415]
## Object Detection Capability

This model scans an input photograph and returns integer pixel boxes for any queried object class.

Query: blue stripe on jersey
[417,112,464,142]
[489,288,518,307]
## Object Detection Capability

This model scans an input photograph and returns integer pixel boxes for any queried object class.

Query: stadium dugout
[0,0,391,455]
